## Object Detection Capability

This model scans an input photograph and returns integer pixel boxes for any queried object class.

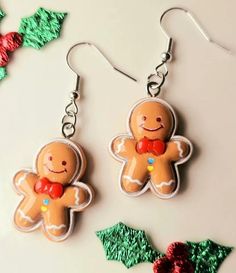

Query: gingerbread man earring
[110,7,231,199]
[13,42,136,242]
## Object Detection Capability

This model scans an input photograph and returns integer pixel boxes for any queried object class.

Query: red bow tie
[34,177,64,199]
[136,137,166,156]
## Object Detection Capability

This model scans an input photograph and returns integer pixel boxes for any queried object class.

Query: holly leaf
[187,239,233,273]
[0,8,5,22]
[96,222,163,268]
[0,67,7,81]
[19,7,67,49]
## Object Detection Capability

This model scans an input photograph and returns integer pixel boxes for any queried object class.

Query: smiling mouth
[45,164,67,174]
[141,125,164,132]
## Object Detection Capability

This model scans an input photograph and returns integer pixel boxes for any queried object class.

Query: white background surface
[0,0,235,272]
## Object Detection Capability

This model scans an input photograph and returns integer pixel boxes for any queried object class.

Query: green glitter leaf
[0,9,5,22]
[0,67,7,81]
[19,7,67,49]
[187,239,233,273]
[96,222,163,268]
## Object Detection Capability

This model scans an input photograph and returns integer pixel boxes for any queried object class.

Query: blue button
[147,157,155,164]
[43,199,50,205]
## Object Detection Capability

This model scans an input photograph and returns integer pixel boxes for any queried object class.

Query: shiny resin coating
[110,98,192,199]
[13,139,93,242]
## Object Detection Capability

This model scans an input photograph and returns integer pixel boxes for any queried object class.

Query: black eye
[142,116,147,121]
[49,156,53,161]
[62,161,67,166]
[156,117,162,122]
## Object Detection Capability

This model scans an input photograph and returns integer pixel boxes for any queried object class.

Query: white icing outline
[13,138,94,242]
[74,187,80,206]
[41,181,93,242]
[115,137,125,154]
[13,169,34,196]
[18,209,35,223]
[174,140,184,158]
[15,172,29,187]
[123,175,143,186]
[109,97,193,199]
[46,224,66,230]
[154,180,175,189]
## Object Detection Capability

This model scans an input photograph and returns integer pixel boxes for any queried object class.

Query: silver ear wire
[62,41,137,139]
[160,7,232,58]
[147,7,233,98]
[66,41,137,92]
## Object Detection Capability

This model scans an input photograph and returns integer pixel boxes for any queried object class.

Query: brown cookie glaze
[13,138,93,242]
[110,98,192,199]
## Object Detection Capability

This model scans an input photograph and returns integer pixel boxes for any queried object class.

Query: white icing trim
[15,172,29,187]
[74,187,80,206]
[18,209,35,223]
[46,224,66,230]
[154,180,175,189]
[174,140,184,158]
[13,139,93,242]
[115,137,125,154]
[109,98,193,199]
[123,175,143,186]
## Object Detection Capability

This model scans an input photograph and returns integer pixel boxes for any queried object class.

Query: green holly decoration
[19,7,67,49]
[96,222,163,268]
[0,7,67,82]
[187,239,233,273]
[0,67,7,80]
[0,9,5,21]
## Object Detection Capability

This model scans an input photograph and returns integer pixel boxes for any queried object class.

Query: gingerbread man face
[36,142,80,185]
[13,139,93,242]
[130,101,174,141]
[111,98,192,198]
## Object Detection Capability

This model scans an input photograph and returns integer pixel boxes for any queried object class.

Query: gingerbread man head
[129,100,175,141]
[36,140,86,185]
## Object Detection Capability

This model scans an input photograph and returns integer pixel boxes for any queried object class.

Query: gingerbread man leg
[43,207,68,238]
[150,159,177,196]
[14,198,41,230]
[121,158,148,193]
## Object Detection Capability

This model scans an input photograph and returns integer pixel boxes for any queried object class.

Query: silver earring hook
[147,7,233,98]
[160,7,232,57]
[66,41,137,92]
[62,41,137,139]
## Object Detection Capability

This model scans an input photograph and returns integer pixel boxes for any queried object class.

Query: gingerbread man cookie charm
[110,24,195,198]
[13,43,102,241]
[14,139,93,241]
[110,98,192,198]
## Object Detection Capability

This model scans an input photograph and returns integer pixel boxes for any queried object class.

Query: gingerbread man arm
[164,138,191,162]
[61,182,93,210]
[111,136,137,159]
[13,170,38,195]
